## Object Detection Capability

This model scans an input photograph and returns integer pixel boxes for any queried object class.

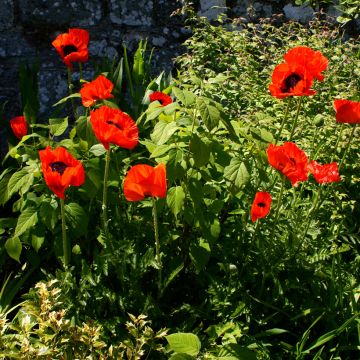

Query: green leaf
[5,237,22,262]
[0,169,12,205]
[65,202,89,237]
[218,344,257,360]
[196,97,220,131]
[150,144,173,159]
[151,121,179,145]
[169,354,194,360]
[224,158,250,192]
[190,134,210,168]
[40,198,59,230]
[7,168,30,198]
[31,235,44,252]
[52,93,81,107]
[14,207,38,238]
[49,117,69,137]
[190,239,211,271]
[172,87,196,107]
[167,186,186,218]
[166,333,201,356]
[89,144,107,157]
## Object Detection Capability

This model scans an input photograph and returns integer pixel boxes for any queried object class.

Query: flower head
[267,142,309,186]
[80,75,114,107]
[149,91,172,106]
[284,46,328,81]
[52,28,89,69]
[269,62,315,99]
[90,106,138,150]
[9,116,28,139]
[333,99,360,124]
[39,146,85,199]
[251,191,272,222]
[124,164,167,201]
[308,160,341,184]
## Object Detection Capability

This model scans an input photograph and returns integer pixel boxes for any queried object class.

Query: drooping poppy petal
[149,91,173,106]
[9,116,28,139]
[80,75,114,107]
[269,62,315,99]
[333,99,360,124]
[39,146,85,199]
[90,106,138,150]
[267,142,309,186]
[308,160,341,184]
[251,191,272,222]
[124,163,167,202]
[284,46,328,81]
[52,28,89,69]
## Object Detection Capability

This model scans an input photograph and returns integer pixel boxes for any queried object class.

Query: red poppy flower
[149,91,172,106]
[251,191,272,222]
[269,62,315,99]
[124,163,167,201]
[284,46,328,81]
[308,160,341,184]
[39,146,85,199]
[333,99,360,124]
[52,28,89,69]
[267,142,309,186]
[90,106,138,150]
[80,75,114,107]
[9,116,28,139]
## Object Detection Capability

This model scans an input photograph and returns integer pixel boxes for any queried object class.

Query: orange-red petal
[80,75,114,107]
[334,99,360,124]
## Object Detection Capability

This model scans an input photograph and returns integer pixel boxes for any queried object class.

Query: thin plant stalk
[67,67,78,118]
[331,123,344,162]
[338,126,356,171]
[79,63,83,83]
[152,197,162,296]
[275,97,293,144]
[60,198,70,268]
[102,147,111,234]
[289,97,303,141]
[269,176,286,243]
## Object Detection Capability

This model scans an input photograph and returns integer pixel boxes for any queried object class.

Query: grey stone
[152,36,167,47]
[0,32,35,58]
[283,3,315,24]
[89,40,118,60]
[110,0,153,27]
[0,0,14,31]
[198,0,227,21]
[232,0,272,21]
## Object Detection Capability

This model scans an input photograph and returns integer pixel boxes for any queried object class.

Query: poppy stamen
[62,44,78,56]
[50,161,68,175]
[281,73,301,93]
[106,120,123,130]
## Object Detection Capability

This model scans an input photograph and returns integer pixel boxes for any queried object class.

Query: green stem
[275,97,292,144]
[67,67,78,119]
[152,197,162,296]
[79,63,83,83]
[331,124,344,162]
[338,126,356,171]
[269,177,286,243]
[289,97,303,141]
[102,148,111,234]
[60,198,70,268]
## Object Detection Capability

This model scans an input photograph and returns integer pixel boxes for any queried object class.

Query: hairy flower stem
[102,148,111,234]
[289,97,303,141]
[60,198,69,268]
[338,126,356,171]
[67,68,78,119]
[269,177,286,243]
[152,197,162,297]
[275,97,292,144]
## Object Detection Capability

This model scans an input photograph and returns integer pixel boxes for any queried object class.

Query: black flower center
[281,73,301,93]
[106,120,122,130]
[62,44,78,56]
[257,202,266,208]
[50,161,68,175]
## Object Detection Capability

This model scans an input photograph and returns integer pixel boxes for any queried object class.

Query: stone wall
[0,0,357,120]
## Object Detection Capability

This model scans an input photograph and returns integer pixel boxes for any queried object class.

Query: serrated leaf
[0,170,12,205]
[31,235,44,252]
[5,237,22,262]
[40,198,59,230]
[173,87,196,107]
[150,144,173,159]
[166,333,201,356]
[190,239,211,271]
[196,97,220,131]
[151,121,179,145]
[169,354,194,360]
[89,144,107,157]
[167,186,186,218]
[190,134,210,167]
[49,117,69,136]
[224,158,250,191]
[218,344,257,360]
[7,168,31,198]
[65,202,88,237]
[14,207,38,238]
